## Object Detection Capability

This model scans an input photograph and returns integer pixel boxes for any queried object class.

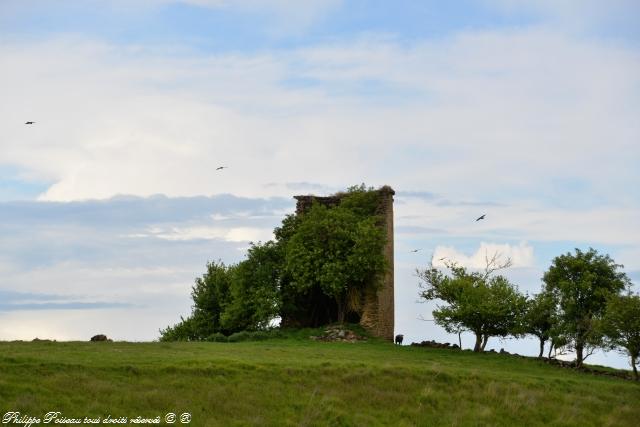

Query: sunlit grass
[0,337,638,426]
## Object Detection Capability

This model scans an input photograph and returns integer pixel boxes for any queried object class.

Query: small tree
[599,294,640,380]
[523,290,558,358]
[418,255,527,352]
[543,248,630,367]
[159,260,234,341]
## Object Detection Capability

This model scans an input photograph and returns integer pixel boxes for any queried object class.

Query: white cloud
[148,225,274,242]
[3,29,637,204]
[432,241,534,269]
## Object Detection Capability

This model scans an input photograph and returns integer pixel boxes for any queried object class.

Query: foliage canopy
[543,248,630,367]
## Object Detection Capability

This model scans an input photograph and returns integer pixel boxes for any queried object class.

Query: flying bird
[410,249,422,253]
[216,166,227,171]
[25,121,35,125]
[475,214,486,221]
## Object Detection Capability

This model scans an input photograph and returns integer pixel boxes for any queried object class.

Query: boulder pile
[311,326,367,343]
[410,340,460,350]
[542,357,632,380]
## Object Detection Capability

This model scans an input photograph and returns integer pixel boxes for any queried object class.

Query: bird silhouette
[476,214,486,221]
[25,121,35,125]
[216,166,227,171]
[410,249,422,253]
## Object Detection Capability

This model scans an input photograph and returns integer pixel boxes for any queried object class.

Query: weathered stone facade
[293,186,395,341]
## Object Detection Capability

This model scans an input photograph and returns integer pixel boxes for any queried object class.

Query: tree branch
[482,251,512,280]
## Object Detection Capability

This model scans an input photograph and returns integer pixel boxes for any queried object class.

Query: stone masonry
[293,185,395,341]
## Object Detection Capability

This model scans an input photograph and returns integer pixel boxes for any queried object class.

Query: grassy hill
[1,334,638,426]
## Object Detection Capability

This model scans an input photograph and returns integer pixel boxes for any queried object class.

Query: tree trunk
[473,333,482,352]
[458,330,462,350]
[336,297,345,324]
[538,338,545,358]
[481,334,489,351]
[632,356,638,381]
[548,342,554,359]
[575,343,584,368]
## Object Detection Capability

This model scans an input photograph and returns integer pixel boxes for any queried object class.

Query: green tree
[599,293,640,380]
[543,248,630,368]
[523,290,558,358]
[159,260,234,341]
[418,256,527,352]
[160,184,389,338]
[220,241,283,332]
[285,201,386,324]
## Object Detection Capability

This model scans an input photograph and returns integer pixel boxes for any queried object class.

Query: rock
[310,325,366,343]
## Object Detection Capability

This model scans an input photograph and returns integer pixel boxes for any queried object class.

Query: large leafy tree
[543,248,630,367]
[418,256,527,352]
[161,184,389,339]
[599,293,640,380]
[285,200,386,324]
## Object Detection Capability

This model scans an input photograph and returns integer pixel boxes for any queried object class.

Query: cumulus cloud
[432,241,534,269]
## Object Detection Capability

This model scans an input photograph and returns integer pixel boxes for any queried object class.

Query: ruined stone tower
[293,185,395,341]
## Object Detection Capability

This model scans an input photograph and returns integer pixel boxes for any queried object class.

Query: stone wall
[293,186,395,341]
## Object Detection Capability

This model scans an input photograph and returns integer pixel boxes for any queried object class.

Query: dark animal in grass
[395,334,404,345]
[90,334,108,342]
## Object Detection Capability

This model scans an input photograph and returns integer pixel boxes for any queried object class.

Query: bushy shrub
[206,332,228,342]
[227,331,253,342]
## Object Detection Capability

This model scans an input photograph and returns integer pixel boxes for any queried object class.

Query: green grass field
[1,335,638,426]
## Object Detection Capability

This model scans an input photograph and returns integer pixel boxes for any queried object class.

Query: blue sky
[1,0,639,369]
